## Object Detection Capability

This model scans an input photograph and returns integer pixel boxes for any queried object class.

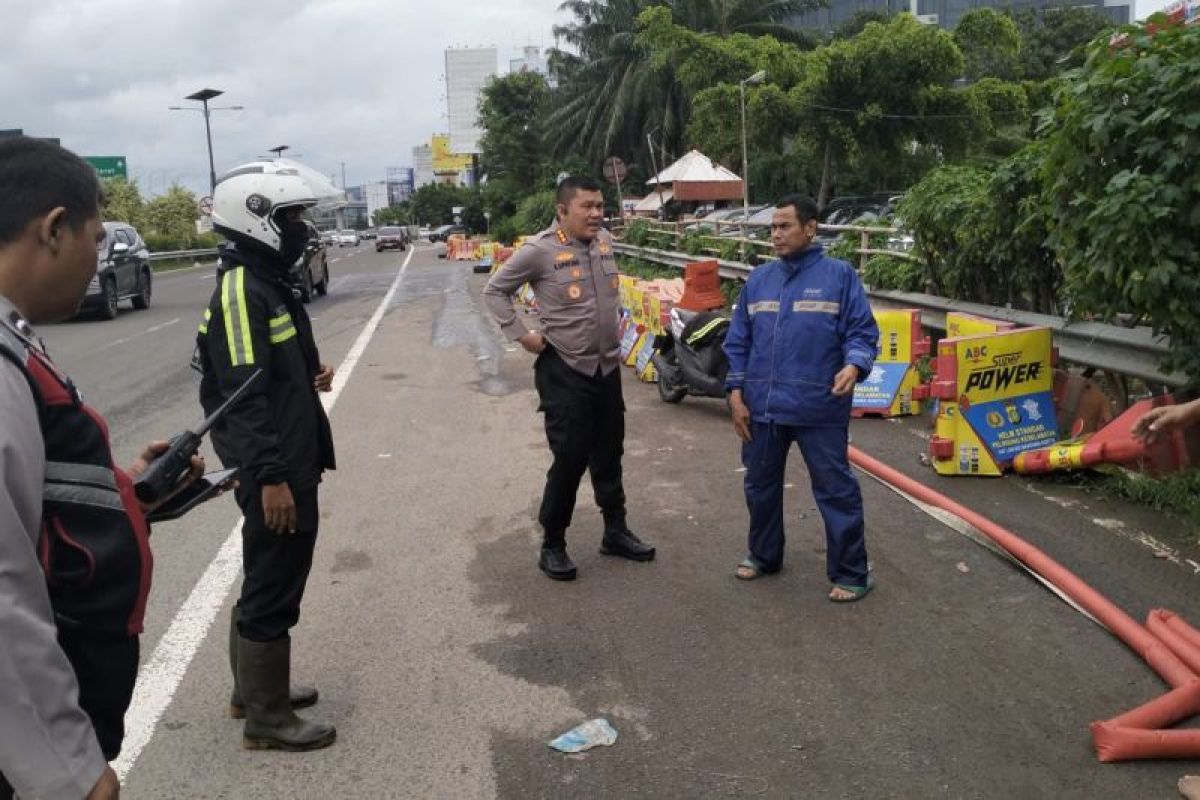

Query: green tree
[1041,21,1200,380]
[512,190,559,235]
[479,72,552,192]
[829,9,893,42]
[954,8,1022,82]
[408,183,473,227]
[791,15,965,205]
[100,177,143,226]
[141,185,199,246]
[547,0,820,175]
[1008,6,1113,81]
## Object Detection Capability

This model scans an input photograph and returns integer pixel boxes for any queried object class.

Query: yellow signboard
[432,135,472,173]
[929,326,1056,476]
[945,311,1015,339]
[852,308,928,417]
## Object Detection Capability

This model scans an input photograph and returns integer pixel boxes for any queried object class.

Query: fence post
[859,230,870,272]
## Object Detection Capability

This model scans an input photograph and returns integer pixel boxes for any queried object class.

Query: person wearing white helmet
[195,161,337,751]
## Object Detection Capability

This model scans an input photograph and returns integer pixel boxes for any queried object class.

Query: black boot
[539,530,577,581]
[600,513,656,562]
[228,607,318,719]
[236,634,336,751]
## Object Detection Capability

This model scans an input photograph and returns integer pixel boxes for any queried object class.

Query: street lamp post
[739,70,767,257]
[169,88,243,197]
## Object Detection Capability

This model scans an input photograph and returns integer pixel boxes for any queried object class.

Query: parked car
[375,225,409,252]
[428,224,468,243]
[291,221,330,302]
[814,195,898,248]
[80,221,152,319]
[717,206,768,238]
[684,207,743,234]
[336,229,360,247]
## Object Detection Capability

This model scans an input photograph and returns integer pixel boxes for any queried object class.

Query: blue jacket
[723,246,879,427]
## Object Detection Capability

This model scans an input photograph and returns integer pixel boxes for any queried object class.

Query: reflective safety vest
[0,318,152,640]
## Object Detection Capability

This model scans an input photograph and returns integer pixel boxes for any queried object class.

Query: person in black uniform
[197,160,336,751]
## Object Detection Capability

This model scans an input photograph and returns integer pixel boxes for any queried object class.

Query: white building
[412,144,434,188]
[509,45,548,77]
[444,47,498,155]
[363,182,390,225]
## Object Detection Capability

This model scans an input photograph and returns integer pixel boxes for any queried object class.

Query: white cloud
[0,0,565,195]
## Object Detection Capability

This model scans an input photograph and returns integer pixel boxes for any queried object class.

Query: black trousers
[57,631,140,761]
[534,348,626,537]
[235,483,319,643]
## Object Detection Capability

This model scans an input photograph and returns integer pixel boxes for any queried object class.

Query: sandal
[829,575,874,603]
[735,556,777,581]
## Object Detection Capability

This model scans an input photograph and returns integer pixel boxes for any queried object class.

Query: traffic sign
[198,196,214,216]
[85,156,127,180]
[602,157,627,184]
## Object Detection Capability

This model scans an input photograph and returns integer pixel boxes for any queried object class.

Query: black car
[291,221,330,303]
[81,222,152,319]
[428,224,468,243]
[375,225,409,252]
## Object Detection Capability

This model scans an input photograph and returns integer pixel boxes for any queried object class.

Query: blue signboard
[960,390,1057,461]
[852,363,909,410]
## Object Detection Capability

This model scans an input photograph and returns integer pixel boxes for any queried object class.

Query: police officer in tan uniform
[484,176,655,580]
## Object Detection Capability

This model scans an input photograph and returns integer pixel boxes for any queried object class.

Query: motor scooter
[651,306,730,403]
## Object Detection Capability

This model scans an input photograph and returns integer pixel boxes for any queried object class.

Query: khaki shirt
[484,223,622,377]
[0,296,108,800]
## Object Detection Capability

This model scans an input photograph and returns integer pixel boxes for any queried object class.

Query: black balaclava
[276,207,310,268]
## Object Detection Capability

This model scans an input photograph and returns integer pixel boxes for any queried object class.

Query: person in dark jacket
[197,161,336,751]
[723,195,880,602]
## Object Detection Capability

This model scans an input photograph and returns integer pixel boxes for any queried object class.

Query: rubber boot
[229,607,318,719]
[236,634,336,751]
[600,512,656,561]
[538,529,577,581]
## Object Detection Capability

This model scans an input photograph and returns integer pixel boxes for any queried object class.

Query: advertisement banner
[431,134,472,173]
[853,363,910,410]
[956,327,1056,463]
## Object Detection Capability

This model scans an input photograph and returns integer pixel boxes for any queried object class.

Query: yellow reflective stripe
[269,313,292,329]
[235,268,253,364]
[199,308,211,335]
[269,326,297,344]
[220,268,256,366]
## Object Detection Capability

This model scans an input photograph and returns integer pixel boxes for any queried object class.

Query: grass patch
[151,257,217,273]
[1037,468,1200,536]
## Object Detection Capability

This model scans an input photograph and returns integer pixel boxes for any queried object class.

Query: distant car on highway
[360,229,377,240]
[375,226,409,252]
[321,230,338,246]
[428,224,468,243]
[81,221,152,319]
[291,221,330,302]
[336,229,360,247]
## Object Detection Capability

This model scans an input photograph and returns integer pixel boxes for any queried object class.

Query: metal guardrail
[612,241,1187,389]
[148,248,219,262]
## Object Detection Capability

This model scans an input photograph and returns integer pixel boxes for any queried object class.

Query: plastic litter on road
[549,719,619,754]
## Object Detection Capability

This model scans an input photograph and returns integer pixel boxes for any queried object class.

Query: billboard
[431,135,472,174]
[85,156,128,179]
[444,47,497,154]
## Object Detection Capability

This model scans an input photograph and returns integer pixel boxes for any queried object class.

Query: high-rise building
[412,144,434,188]
[792,0,1129,34]
[444,46,498,155]
[387,167,414,205]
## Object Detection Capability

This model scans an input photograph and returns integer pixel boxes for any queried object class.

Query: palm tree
[546,0,820,174]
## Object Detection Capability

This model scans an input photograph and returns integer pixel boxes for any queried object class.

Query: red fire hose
[848,445,1200,762]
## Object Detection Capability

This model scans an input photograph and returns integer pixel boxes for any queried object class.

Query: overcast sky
[1,0,1174,200]
[0,0,566,197]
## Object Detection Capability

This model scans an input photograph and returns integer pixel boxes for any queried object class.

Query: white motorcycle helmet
[211,161,318,255]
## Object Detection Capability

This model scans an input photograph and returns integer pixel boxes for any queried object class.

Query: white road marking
[114,247,415,780]
[102,318,181,351]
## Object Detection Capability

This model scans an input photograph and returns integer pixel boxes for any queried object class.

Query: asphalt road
[38,242,1200,799]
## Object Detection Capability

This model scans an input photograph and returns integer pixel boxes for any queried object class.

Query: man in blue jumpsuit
[723,195,879,601]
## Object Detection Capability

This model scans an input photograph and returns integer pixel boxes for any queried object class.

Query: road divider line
[114,247,415,780]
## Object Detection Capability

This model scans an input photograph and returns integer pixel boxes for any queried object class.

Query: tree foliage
[1041,21,1200,380]
[1008,6,1114,81]
[954,8,1022,82]
[101,178,143,225]
[479,72,552,192]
